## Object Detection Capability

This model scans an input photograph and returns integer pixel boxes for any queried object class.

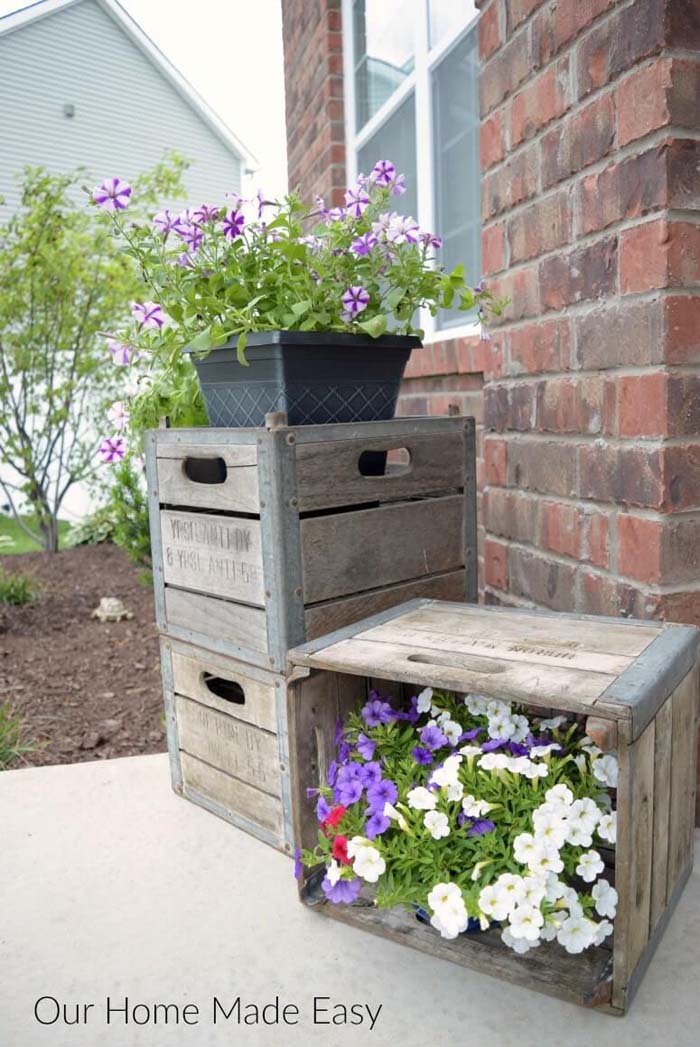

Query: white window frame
[342,0,481,343]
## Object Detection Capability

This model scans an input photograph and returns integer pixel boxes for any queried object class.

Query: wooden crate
[286,599,700,1014]
[145,417,476,673]
[160,636,294,852]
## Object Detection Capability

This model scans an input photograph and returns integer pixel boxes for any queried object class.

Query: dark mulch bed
[0,544,165,767]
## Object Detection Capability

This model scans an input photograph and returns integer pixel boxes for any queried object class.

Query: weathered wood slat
[355,620,635,675]
[170,648,278,733]
[175,696,280,797]
[303,570,466,640]
[294,430,465,511]
[613,719,655,1009]
[180,752,283,840]
[160,509,265,605]
[301,496,464,604]
[164,587,268,656]
[650,698,673,929]
[157,453,259,514]
[667,667,699,891]
[157,443,258,465]
[297,636,621,715]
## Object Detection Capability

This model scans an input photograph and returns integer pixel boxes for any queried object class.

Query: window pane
[353,0,415,131]
[432,26,481,328]
[428,0,473,48]
[357,93,418,220]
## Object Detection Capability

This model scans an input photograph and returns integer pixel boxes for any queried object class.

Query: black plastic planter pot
[188,330,421,428]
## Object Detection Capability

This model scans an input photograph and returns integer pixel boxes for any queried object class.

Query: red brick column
[478,0,700,624]
[281,0,346,206]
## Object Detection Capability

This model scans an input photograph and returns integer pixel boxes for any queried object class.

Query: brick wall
[478,0,700,624]
[281,0,346,207]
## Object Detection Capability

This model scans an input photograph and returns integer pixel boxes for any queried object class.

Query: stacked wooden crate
[146,415,477,853]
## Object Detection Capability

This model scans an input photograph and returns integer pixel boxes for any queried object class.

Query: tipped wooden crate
[286,599,700,1014]
[145,416,477,672]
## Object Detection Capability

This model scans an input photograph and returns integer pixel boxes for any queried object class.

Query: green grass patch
[0,566,39,606]
[0,514,71,554]
[0,703,36,769]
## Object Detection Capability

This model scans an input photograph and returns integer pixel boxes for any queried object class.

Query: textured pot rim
[185,329,422,354]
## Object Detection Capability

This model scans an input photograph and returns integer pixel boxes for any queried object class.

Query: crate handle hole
[358,447,412,478]
[406,653,505,675]
[202,673,245,704]
[184,457,227,485]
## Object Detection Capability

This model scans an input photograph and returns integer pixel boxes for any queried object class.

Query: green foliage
[0,158,187,550]
[94,173,505,450]
[107,458,152,570]
[0,566,39,606]
[0,703,36,769]
[65,506,116,548]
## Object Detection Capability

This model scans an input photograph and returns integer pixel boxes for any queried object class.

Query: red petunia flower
[322,805,347,832]
[331,835,352,865]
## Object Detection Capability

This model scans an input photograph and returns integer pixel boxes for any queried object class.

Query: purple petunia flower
[507,741,530,757]
[176,251,196,268]
[361,697,394,727]
[468,819,496,837]
[334,718,345,745]
[481,738,508,753]
[366,811,391,840]
[357,760,382,788]
[420,724,448,751]
[98,436,126,463]
[222,208,245,239]
[327,760,338,787]
[370,160,396,187]
[459,727,483,743]
[335,763,360,786]
[412,746,433,766]
[92,177,131,211]
[386,215,420,244]
[294,847,303,879]
[181,226,203,252]
[344,185,370,217]
[322,875,362,904]
[357,733,376,761]
[107,338,134,366]
[366,778,398,812]
[193,204,221,223]
[350,232,378,256]
[391,173,407,196]
[153,209,179,237]
[131,301,165,329]
[316,794,331,822]
[335,778,363,806]
[341,285,370,318]
[326,206,346,222]
[337,741,351,764]
[420,231,443,249]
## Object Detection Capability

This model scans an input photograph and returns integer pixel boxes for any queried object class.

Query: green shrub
[66,506,116,548]
[108,459,152,571]
[0,567,38,606]
[0,703,35,769]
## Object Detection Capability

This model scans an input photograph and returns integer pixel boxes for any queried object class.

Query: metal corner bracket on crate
[286,599,700,1015]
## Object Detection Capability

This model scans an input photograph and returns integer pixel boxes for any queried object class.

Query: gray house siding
[0,0,242,219]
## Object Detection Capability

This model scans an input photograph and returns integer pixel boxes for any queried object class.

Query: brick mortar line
[482,533,700,594]
[482,484,700,522]
[482,431,700,448]
[479,584,694,613]
[482,124,700,236]
[485,363,700,384]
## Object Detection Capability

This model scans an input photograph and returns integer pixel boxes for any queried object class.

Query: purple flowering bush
[299,688,618,956]
[91,162,503,447]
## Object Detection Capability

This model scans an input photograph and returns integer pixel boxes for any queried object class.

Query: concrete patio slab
[1,753,698,1047]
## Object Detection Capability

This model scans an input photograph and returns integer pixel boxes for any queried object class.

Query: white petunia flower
[430,754,463,788]
[521,760,550,779]
[545,784,574,808]
[495,873,526,910]
[488,712,516,740]
[446,780,464,802]
[519,876,547,907]
[442,719,463,746]
[557,915,596,954]
[510,714,530,743]
[565,819,594,848]
[576,850,605,883]
[427,881,462,912]
[407,786,436,811]
[430,908,468,939]
[528,850,564,876]
[346,836,373,859]
[508,904,544,941]
[592,919,614,946]
[556,885,584,918]
[591,879,618,918]
[470,859,492,882]
[464,693,489,716]
[428,883,470,939]
[539,715,567,730]
[513,832,544,866]
[459,744,482,758]
[530,743,562,758]
[436,710,451,725]
[592,753,618,788]
[571,797,600,829]
[478,883,512,922]
[486,699,512,719]
[326,859,341,886]
[580,738,602,758]
[478,752,510,772]
[597,811,617,844]
[540,913,565,941]
[424,810,450,840]
[352,845,386,883]
[462,795,493,818]
[383,802,408,831]
[573,753,588,773]
[416,687,433,713]
[542,872,567,904]
[532,808,568,850]
[502,925,539,953]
